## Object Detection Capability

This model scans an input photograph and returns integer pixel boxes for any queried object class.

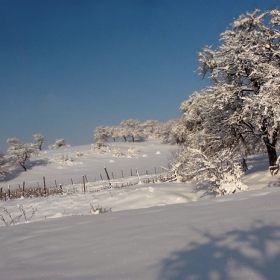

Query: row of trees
[93,118,187,147]
[169,8,280,194]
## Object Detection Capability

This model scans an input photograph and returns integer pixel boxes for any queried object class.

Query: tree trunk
[265,142,277,166]
[20,163,27,171]
[132,136,135,142]
[123,136,127,142]
[261,122,278,167]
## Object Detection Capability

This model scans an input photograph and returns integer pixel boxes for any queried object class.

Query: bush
[48,139,70,149]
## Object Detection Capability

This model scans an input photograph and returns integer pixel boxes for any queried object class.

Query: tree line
[93,118,187,147]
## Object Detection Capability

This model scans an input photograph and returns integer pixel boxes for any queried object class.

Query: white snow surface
[1,140,280,279]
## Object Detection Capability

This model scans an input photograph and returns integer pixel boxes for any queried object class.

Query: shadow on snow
[157,221,280,280]
[1,159,48,182]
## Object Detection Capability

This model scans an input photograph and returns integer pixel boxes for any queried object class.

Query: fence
[0,166,176,201]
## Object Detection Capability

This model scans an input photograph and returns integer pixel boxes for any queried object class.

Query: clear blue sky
[0,0,279,150]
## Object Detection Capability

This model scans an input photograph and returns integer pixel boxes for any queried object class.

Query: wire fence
[0,166,176,201]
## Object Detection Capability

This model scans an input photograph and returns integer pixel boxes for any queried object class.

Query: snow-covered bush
[91,143,110,154]
[113,148,124,157]
[76,152,83,157]
[48,139,70,150]
[89,203,111,214]
[170,146,248,195]
[49,154,73,164]
[127,147,139,157]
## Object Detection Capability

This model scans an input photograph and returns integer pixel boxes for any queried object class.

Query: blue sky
[0,0,279,150]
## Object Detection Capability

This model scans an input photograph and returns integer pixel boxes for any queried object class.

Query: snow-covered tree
[0,150,8,179]
[33,133,44,150]
[120,119,145,142]
[171,8,280,193]
[6,138,35,171]
[93,126,110,147]
[158,119,181,144]
[196,9,280,168]
[173,87,252,194]
[180,89,262,158]
[142,120,162,139]
[118,124,128,142]
[170,118,189,145]
[48,139,70,150]
[109,126,119,142]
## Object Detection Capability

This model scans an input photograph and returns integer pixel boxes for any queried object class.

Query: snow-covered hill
[1,140,280,279]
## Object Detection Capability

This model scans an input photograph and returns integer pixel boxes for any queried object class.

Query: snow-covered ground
[1,139,280,279]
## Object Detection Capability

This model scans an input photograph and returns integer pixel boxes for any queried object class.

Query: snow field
[1,187,280,279]
[1,140,280,279]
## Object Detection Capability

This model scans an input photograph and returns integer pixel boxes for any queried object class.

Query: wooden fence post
[104,167,111,185]
[83,176,86,193]
[43,176,46,194]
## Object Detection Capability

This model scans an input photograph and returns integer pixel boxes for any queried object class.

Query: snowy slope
[1,139,173,190]
[1,187,280,280]
[1,140,280,279]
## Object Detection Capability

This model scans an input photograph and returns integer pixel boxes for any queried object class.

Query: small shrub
[76,152,83,157]
[49,154,73,164]
[127,147,139,157]
[48,139,70,149]
[89,203,111,214]
[113,148,124,157]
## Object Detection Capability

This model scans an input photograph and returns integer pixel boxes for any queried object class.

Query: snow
[1,140,280,279]
[1,140,172,190]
